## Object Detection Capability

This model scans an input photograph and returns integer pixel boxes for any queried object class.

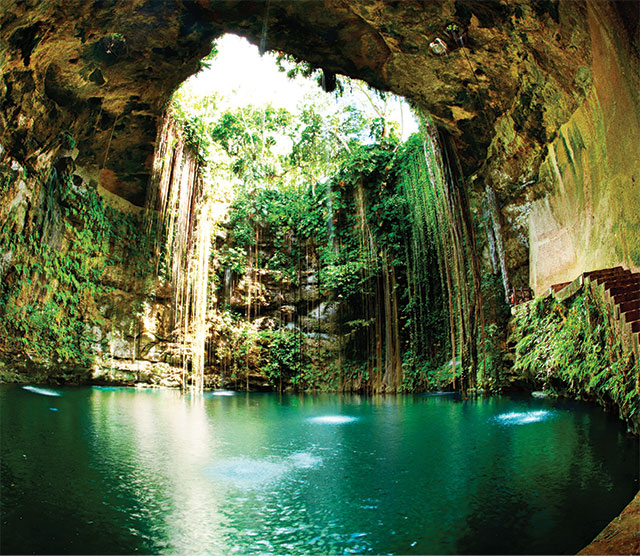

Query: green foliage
[206,311,310,390]
[169,70,464,393]
[274,52,346,94]
[218,246,247,275]
[401,352,459,392]
[275,52,318,80]
[214,125,459,392]
[0,162,20,196]
[60,131,76,150]
[0,168,153,367]
[196,43,219,74]
[259,328,305,386]
[170,102,211,165]
[511,291,639,431]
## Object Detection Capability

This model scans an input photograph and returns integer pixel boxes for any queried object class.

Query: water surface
[1,386,638,554]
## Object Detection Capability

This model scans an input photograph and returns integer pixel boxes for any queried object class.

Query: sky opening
[176,34,419,142]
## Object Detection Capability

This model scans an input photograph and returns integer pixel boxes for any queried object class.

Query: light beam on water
[207,458,288,487]
[494,410,553,425]
[308,415,358,424]
[22,386,61,397]
[206,452,322,488]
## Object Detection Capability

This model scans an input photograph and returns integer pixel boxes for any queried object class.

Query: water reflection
[0,387,637,555]
[206,451,323,489]
[207,457,288,486]
[289,452,322,469]
[308,415,358,424]
[421,391,458,397]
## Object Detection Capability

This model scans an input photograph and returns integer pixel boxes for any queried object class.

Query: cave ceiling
[0,0,616,207]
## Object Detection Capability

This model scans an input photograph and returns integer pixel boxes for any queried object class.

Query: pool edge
[578,489,640,555]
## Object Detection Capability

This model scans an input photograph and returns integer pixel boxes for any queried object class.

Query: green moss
[60,131,76,150]
[0,162,23,196]
[0,169,154,369]
[573,66,592,95]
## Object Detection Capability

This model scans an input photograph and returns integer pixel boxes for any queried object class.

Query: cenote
[1,385,638,555]
[1,4,639,555]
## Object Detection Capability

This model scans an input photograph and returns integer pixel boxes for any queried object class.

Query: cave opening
[153,33,471,396]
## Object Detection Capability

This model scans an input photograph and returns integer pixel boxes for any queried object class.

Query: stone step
[608,284,640,298]
[544,266,639,363]
[616,297,640,320]
[591,271,631,284]
[621,309,640,325]
[589,268,628,277]
[550,281,571,293]
[585,265,626,278]
[619,299,640,314]
[604,276,640,290]
[612,291,640,305]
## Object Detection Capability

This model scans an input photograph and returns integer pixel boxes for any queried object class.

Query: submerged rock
[531,391,549,398]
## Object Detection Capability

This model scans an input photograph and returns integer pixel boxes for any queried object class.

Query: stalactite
[485,184,511,300]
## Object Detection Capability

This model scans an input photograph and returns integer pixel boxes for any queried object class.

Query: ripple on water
[210,390,236,397]
[22,386,61,397]
[206,458,288,487]
[494,410,553,425]
[308,415,358,424]
[206,451,321,489]
[289,452,322,469]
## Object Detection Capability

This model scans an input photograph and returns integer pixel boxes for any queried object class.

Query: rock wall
[529,4,640,294]
[209,227,343,391]
[0,129,192,387]
[0,2,599,243]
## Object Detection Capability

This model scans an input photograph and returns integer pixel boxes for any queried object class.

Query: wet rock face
[1,1,217,206]
[528,4,640,293]
[0,1,637,286]
[0,1,588,197]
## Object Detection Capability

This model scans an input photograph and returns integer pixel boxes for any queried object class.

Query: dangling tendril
[259,0,272,56]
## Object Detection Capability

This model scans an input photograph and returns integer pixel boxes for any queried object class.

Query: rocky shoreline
[579,491,640,555]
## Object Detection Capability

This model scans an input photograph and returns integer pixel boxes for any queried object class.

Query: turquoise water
[1,385,638,554]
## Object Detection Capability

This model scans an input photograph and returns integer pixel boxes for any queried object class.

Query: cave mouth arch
[4,0,563,207]
[169,31,420,160]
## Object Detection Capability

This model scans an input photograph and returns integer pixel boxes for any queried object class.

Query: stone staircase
[548,266,640,363]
